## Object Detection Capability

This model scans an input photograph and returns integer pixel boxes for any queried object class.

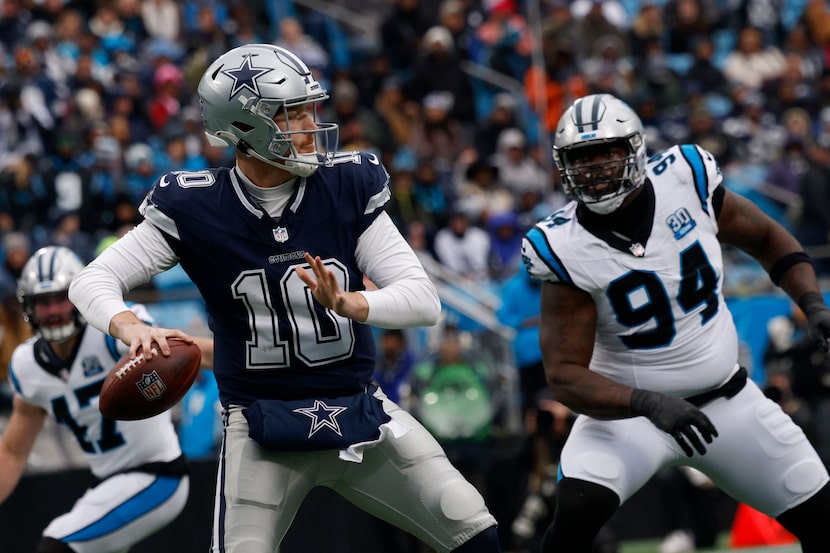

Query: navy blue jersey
[140,152,391,406]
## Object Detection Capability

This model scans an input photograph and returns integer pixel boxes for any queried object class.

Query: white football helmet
[553,94,647,214]
[17,246,86,342]
[197,43,338,177]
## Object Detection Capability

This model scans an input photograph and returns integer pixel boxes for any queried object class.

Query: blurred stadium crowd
[1,0,830,550]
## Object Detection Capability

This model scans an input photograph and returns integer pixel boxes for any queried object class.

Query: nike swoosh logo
[159,175,170,187]
[366,153,380,165]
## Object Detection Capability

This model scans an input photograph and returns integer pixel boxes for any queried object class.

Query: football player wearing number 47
[68,44,502,553]
[522,93,830,553]
[0,246,214,553]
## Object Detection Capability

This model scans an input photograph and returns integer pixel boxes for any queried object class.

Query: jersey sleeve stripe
[364,184,391,215]
[141,204,182,240]
[8,363,21,395]
[679,144,710,214]
[526,227,572,284]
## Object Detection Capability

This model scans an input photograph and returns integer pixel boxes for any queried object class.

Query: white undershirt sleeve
[354,212,442,328]
[68,222,179,334]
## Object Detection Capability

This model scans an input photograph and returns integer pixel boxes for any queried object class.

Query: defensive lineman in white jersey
[522,93,830,552]
[0,246,211,553]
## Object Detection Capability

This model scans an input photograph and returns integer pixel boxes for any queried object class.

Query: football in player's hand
[99,338,202,420]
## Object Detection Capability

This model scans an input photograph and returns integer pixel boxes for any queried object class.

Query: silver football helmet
[197,43,338,177]
[17,246,86,342]
[553,94,647,214]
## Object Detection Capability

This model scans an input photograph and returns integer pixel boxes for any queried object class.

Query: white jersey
[522,144,739,397]
[8,304,182,479]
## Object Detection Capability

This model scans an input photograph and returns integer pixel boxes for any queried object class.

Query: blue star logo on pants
[293,400,348,438]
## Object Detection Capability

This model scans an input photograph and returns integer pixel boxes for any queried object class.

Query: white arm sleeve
[68,222,179,334]
[355,212,441,328]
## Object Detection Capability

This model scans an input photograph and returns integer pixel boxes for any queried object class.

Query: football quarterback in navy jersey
[521,94,830,552]
[69,44,501,553]
[0,246,211,553]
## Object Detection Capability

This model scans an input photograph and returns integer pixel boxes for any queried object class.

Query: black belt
[684,367,748,408]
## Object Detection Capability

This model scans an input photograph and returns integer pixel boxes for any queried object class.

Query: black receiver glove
[630,389,718,457]
[799,292,830,352]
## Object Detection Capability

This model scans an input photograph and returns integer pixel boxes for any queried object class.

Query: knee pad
[36,537,75,553]
[777,481,830,553]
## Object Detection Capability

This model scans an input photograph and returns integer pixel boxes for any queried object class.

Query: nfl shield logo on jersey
[273,227,289,243]
[136,371,167,401]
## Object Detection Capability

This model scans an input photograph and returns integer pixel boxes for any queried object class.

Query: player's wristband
[768,251,812,286]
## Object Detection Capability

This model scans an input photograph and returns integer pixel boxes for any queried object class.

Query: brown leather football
[99,338,202,420]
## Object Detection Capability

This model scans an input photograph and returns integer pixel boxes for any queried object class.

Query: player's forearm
[776,262,824,308]
[0,446,28,504]
[546,363,636,419]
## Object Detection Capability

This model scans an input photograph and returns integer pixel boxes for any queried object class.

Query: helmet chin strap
[237,140,320,178]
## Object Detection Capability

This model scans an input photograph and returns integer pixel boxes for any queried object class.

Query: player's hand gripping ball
[99,338,201,420]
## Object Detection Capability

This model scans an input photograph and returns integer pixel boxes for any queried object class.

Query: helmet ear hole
[232,121,255,133]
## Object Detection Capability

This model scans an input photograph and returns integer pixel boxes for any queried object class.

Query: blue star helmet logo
[221,54,275,100]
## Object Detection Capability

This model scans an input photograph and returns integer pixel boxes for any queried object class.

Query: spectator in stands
[1,232,31,282]
[0,155,49,235]
[764,134,809,216]
[438,0,476,60]
[474,0,533,82]
[455,156,514,224]
[0,82,47,173]
[662,0,720,54]
[628,2,665,61]
[123,142,157,205]
[523,32,589,136]
[0,0,31,52]
[487,211,523,282]
[373,328,416,405]
[490,128,548,202]
[380,0,433,77]
[581,34,635,98]
[275,17,331,83]
[433,208,491,282]
[681,103,739,167]
[148,62,184,132]
[682,36,731,101]
[721,91,786,164]
[497,268,545,416]
[406,24,476,125]
[409,91,472,178]
[474,92,522,159]
[571,0,629,63]
[723,25,787,91]
[325,78,390,151]
[141,0,180,43]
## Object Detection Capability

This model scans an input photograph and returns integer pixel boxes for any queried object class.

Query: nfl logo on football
[136,370,167,401]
